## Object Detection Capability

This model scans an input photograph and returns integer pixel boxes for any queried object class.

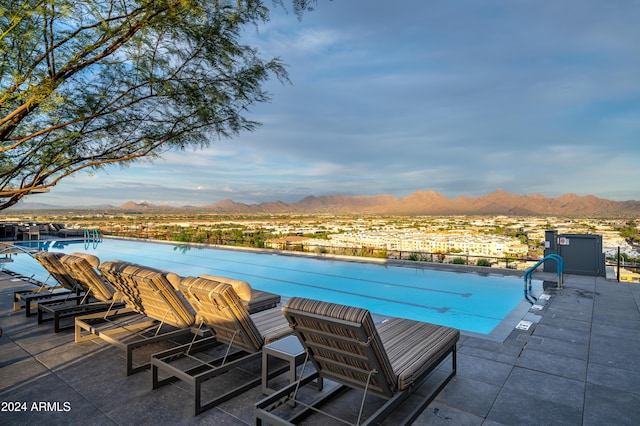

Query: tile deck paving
[1,268,639,425]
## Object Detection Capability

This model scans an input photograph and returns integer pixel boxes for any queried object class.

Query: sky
[21,0,640,208]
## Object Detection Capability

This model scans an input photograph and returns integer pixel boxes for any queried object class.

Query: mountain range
[10,190,640,216]
[115,190,640,216]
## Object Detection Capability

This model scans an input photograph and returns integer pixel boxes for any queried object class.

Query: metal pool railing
[523,254,563,303]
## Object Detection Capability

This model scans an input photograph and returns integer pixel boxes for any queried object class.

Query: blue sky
[25,0,640,207]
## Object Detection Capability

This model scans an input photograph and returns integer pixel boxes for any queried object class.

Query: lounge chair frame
[38,299,118,333]
[151,277,290,415]
[151,331,289,415]
[254,298,459,426]
[37,253,124,332]
[13,284,83,316]
[13,252,85,316]
[76,305,201,375]
[75,262,203,375]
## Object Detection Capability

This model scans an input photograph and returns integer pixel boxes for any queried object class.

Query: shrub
[476,258,491,267]
[452,257,466,265]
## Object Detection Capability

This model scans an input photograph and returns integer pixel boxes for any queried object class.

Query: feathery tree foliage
[0,0,320,210]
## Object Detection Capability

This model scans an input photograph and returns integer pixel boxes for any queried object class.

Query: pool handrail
[523,254,563,302]
[83,228,102,250]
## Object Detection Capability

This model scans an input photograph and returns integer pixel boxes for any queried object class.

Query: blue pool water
[6,238,540,335]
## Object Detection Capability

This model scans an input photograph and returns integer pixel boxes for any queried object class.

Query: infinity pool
[6,238,540,336]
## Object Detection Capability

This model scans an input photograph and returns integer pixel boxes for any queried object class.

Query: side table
[262,335,323,400]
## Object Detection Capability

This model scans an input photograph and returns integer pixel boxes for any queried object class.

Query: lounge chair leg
[54,312,62,333]
[75,318,100,343]
[399,346,458,426]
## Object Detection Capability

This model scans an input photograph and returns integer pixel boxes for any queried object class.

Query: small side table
[262,335,323,399]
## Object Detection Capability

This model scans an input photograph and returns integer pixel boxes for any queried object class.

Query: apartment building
[328,231,527,257]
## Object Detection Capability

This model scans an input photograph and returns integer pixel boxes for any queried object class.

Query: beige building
[328,231,527,257]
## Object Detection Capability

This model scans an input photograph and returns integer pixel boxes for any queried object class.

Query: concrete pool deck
[1,269,639,425]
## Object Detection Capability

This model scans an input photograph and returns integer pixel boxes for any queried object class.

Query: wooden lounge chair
[254,297,460,426]
[14,251,84,317]
[36,253,124,332]
[150,276,291,415]
[198,274,281,314]
[75,260,203,375]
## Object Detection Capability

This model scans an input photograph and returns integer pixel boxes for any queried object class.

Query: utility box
[544,231,605,276]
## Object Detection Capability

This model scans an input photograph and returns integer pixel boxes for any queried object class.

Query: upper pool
[7,238,540,337]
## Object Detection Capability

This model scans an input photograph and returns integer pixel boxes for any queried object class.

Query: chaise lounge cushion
[98,261,195,328]
[199,274,252,301]
[166,273,280,315]
[283,297,397,391]
[32,251,79,291]
[61,253,113,302]
[178,277,264,352]
[283,297,460,393]
[377,317,459,390]
[70,252,100,268]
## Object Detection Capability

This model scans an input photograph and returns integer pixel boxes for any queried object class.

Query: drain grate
[516,320,533,330]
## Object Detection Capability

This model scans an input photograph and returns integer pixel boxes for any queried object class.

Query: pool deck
[1,269,639,425]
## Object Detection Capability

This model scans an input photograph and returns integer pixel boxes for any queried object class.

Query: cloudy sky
[25,0,640,207]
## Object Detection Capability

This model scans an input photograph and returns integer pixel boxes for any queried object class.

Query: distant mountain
[7,190,640,216]
[198,190,640,216]
[120,200,153,210]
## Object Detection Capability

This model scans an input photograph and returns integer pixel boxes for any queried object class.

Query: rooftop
[1,269,639,425]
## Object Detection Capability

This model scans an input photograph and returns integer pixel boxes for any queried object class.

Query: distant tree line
[619,220,640,245]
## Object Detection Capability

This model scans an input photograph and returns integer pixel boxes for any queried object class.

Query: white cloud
[18,0,640,207]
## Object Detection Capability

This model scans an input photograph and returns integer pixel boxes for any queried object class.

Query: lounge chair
[75,260,203,375]
[36,253,124,332]
[254,297,460,426]
[13,251,84,316]
[150,276,291,415]
[198,274,281,314]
